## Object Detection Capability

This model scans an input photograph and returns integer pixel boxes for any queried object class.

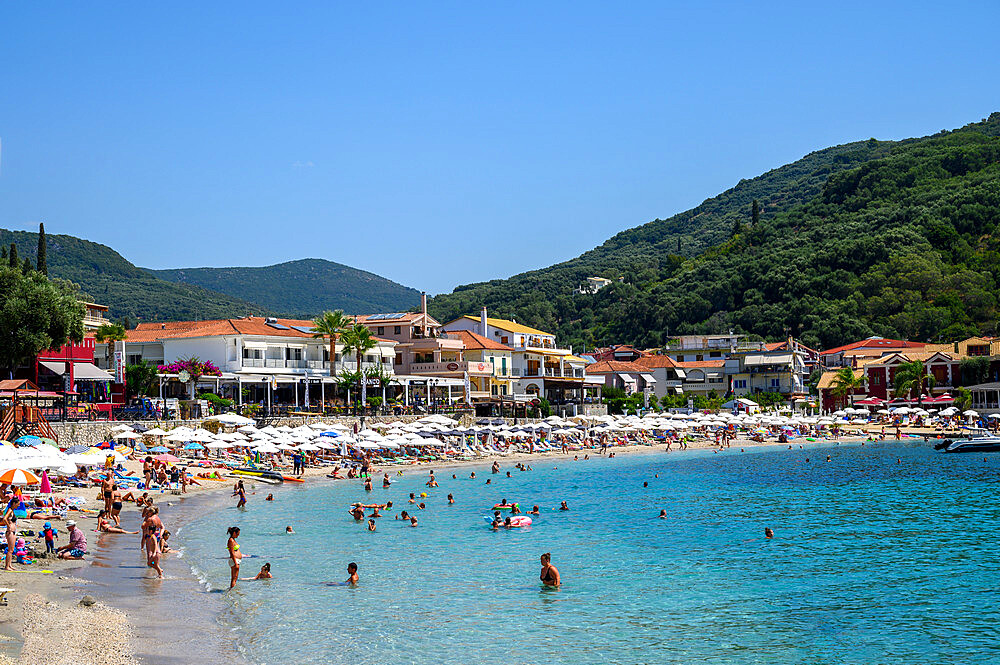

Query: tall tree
[338,322,377,406]
[893,361,936,406]
[0,267,85,377]
[310,309,350,374]
[8,243,17,269]
[751,199,761,226]
[829,366,865,409]
[1,246,6,260]
[22,257,32,273]
[36,223,47,275]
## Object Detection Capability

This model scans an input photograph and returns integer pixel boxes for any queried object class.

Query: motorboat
[934,432,1000,453]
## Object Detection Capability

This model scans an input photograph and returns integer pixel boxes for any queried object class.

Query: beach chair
[0,588,14,606]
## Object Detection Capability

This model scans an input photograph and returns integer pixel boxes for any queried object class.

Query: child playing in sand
[42,521,57,553]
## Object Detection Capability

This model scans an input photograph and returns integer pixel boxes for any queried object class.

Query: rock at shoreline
[79,595,96,607]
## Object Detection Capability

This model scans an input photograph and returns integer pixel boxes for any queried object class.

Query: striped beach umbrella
[0,468,41,485]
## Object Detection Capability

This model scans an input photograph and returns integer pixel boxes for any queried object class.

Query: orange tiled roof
[821,337,926,356]
[677,359,726,369]
[450,330,512,352]
[634,354,680,369]
[585,360,648,374]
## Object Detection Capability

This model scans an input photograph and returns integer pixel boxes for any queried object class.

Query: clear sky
[1,2,998,294]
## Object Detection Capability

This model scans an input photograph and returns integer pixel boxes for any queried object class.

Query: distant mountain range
[0,230,420,323]
[148,260,421,318]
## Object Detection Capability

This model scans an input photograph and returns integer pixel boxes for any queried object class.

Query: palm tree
[893,360,936,406]
[338,323,378,407]
[311,310,350,374]
[829,366,865,409]
[95,323,127,378]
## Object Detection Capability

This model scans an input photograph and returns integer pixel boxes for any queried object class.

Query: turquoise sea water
[175,441,1000,664]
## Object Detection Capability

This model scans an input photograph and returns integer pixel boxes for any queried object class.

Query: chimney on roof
[481,306,488,338]
[421,292,428,337]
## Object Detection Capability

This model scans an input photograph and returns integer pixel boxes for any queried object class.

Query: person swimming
[285,526,295,534]
[243,562,272,581]
[559,501,569,511]
[346,562,359,585]
[349,505,365,521]
[447,494,454,504]
[409,516,418,527]
[367,519,377,532]
[658,509,667,519]
[408,493,416,504]
[765,527,774,539]
[528,505,539,515]
[265,493,274,501]
[540,552,560,587]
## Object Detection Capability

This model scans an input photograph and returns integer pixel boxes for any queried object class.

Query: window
[734,379,747,389]
[377,326,384,335]
[770,378,780,389]
[285,347,302,360]
[365,355,375,363]
[871,373,881,385]
[395,354,403,365]
[323,349,330,362]
[394,326,401,335]
[709,351,722,358]
[127,354,143,366]
[676,355,683,362]
[243,348,262,359]
[501,336,509,345]
[696,354,704,361]
[501,357,507,375]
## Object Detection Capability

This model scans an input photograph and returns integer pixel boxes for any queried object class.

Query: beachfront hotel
[441,308,601,414]
[94,316,396,408]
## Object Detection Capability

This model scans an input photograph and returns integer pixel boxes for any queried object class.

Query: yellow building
[448,330,514,399]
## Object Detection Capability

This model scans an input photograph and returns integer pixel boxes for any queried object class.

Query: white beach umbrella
[964,410,979,417]
[204,441,232,449]
[113,430,142,440]
[110,424,134,432]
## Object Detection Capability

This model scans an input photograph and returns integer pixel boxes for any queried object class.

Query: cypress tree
[22,257,33,273]
[36,223,47,275]
[8,243,18,269]
[676,237,681,253]
[751,199,760,227]
[1,246,6,260]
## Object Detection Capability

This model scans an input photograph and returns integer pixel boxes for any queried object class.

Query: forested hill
[0,229,264,323]
[427,113,1000,351]
[149,259,421,317]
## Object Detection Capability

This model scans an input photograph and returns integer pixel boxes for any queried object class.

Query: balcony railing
[410,361,494,375]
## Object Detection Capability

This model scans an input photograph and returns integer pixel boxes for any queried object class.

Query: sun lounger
[0,588,14,606]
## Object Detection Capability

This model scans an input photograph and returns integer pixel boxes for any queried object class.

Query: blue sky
[1,2,998,294]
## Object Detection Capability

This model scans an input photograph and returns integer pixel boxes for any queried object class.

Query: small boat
[232,468,285,483]
[281,475,305,483]
[935,435,1000,453]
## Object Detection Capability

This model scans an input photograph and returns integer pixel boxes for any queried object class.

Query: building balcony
[232,359,330,372]
[410,360,494,376]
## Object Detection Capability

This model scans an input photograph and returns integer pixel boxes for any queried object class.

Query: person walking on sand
[540,552,560,587]
[2,493,18,570]
[227,527,242,589]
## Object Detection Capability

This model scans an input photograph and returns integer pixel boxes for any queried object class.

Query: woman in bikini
[142,506,164,578]
[227,526,242,589]
[539,552,560,588]
[97,510,138,534]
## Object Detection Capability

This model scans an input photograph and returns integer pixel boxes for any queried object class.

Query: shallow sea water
[172,441,1000,664]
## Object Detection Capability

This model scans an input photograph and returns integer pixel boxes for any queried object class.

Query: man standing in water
[540,552,560,587]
